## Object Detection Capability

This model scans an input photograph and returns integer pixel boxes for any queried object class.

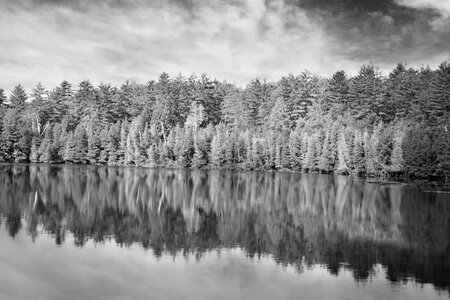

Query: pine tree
[185,102,205,131]
[0,89,6,106]
[267,98,289,132]
[87,127,101,165]
[318,130,333,173]
[403,125,431,178]
[294,71,320,121]
[348,65,383,122]
[76,80,98,120]
[1,109,21,161]
[107,121,120,165]
[369,121,382,175]
[9,85,27,110]
[251,138,263,170]
[222,90,247,128]
[378,126,394,173]
[125,128,135,165]
[274,142,282,169]
[209,129,224,168]
[15,127,32,162]
[350,130,365,175]
[50,81,72,122]
[73,124,88,164]
[192,130,208,168]
[384,63,420,121]
[288,130,302,170]
[97,83,117,124]
[264,131,276,169]
[435,126,450,179]
[51,122,63,163]
[39,124,54,163]
[178,127,195,168]
[64,132,76,163]
[147,144,160,167]
[118,120,128,165]
[243,131,253,169]
[30,137,40,163]
[98,126,110,165]
[224,130,236,168]
[390,129,405,174]
[363,130,375,175]
[336,132,350,174]
[302,134,316,172]
[196,74,224,125]
[429,62,450,125]
[324,71,349,117]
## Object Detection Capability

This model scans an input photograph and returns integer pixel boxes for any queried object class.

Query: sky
[1,0,450,93]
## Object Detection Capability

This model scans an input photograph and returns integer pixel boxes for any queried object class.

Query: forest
[0,62,449,180]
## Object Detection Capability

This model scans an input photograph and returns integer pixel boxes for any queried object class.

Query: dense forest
[0,62,449,180]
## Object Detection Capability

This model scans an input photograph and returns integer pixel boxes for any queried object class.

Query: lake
[0,164,449,300]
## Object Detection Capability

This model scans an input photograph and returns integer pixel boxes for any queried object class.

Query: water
[0,164,449,300]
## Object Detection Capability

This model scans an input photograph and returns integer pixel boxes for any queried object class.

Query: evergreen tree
[390,129,405,174]
[224,129,236,168]
[0,88,6,105]
[1,109,21,161]
[39,124,54,163]
[185,102,205,131]
[209,128,224,168]
[50,81,72,122]
[336,132,350,174]
[318,130,333,173]
[288,130,302,171]
[222,90,246,128]
[324,71,349,117]
[98,126,110,165]
[196,74,224,125]
[73,124,88,164]
[107,121,120,165]
[429,62,450,125]
[74,80,98,122]
[350,130,365,175]
[87,126,101,165]
[348,65,383,122]
[243,131,253,169]
[118,121,128,165]
[192,130,209,168]
[302,134,316,172]
[403,125,434,178]
[31,83,51,135]
[267,98,289,132]
[30,137,40,163]
[146,144,159,167]
[15,127,32,162]
[9,85,27,110]
[63,132,76,163]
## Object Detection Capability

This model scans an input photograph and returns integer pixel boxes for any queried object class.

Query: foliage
[0,63,449,179]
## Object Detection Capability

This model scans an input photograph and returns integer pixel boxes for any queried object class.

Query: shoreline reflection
[0,164,449,295]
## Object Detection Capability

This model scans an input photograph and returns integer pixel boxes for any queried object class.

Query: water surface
[0,164,449,300]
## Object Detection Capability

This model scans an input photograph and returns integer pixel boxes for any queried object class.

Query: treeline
[0,62,449,179]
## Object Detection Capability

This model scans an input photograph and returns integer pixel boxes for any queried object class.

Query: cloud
[0,0,449,94]
[395,0,450,31]
[395,0,450,14]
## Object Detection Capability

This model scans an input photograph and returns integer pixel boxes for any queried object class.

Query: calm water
[0,164,449,300]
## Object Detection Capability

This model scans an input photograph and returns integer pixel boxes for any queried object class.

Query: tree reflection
[0,164,449,292]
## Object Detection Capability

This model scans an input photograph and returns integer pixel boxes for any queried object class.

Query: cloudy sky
[1,0,450,93]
